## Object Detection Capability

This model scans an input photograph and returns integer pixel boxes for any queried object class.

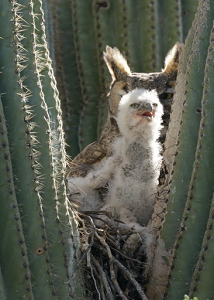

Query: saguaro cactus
[147,1,214,299]
[1,0,208,299]
[0,0,84,298]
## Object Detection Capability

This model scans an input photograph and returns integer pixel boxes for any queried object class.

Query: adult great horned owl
[67,43,183,215]
[70,88,163,228]
[67,43,183,179]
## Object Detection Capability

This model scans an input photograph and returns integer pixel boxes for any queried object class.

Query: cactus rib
[71,0,101,150]
[49,0,82,157]
[0,98,34,299]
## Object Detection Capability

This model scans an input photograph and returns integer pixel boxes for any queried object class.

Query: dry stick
[125,243,145,296]
[106,243,145,265]
[113,258,149,300]
[71,222,96,277]
[100,283,107,300]
[89,259,101,300]
[95,231,129,300]
[91,260,107,300]
[91,254,114,300]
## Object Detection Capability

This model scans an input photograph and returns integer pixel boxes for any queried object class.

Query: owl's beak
[138,101,153,112]
[136,102,154,121]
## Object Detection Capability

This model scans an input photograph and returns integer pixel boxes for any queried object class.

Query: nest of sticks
[75,210,151,300]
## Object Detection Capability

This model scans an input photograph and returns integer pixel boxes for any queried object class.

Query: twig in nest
[91,254,114,300]
[113,258,149,300]
[89,257,101,300]
[95,230,129,300]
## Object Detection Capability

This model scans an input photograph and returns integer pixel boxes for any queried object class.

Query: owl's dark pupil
[160,92,173,100]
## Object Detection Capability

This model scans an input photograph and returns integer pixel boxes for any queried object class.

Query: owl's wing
[67,140,108,178]
[67,118,120,178]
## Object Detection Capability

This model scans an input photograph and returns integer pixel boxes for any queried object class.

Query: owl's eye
[159,92,174,100]
[153,103,158,107]
[130,103,140,109]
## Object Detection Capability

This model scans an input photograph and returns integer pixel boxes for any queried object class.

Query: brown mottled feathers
[67,117,119,177]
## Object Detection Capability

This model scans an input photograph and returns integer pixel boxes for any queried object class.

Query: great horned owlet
[67,43,183,217]
[70,88,163,229]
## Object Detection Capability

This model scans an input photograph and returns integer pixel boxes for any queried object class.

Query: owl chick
[104,88,163,226]
[79,88,163,228]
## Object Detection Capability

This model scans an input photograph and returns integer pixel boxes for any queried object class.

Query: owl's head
[116,88,163,138]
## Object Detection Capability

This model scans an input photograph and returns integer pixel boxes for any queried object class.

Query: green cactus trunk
[0,0,84,299]
[147,1,214,299]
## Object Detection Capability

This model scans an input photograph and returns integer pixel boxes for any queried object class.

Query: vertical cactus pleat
[0,0,84,298]
[157,0,183,63]
[0,99,34,298]
[93,0,127,136]
[71,0,101,151]
[147,1,214,299]
[181,0,199,40]
[0,265,6,300]
[48,0,83,158]
[124,0,158,72]
[189,195,214,299]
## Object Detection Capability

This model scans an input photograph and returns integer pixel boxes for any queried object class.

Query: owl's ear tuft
[103,46,131,81]
[162,42,184,75]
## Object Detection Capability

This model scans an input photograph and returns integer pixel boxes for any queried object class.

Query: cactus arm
[188,29,214,299]
[0,0,84,298]
[147,2,214,299]
[160,0,214,251]
[29,1,85,297]
[0,99,34,299]
[0,2,55,297]
[165,18,214,299]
